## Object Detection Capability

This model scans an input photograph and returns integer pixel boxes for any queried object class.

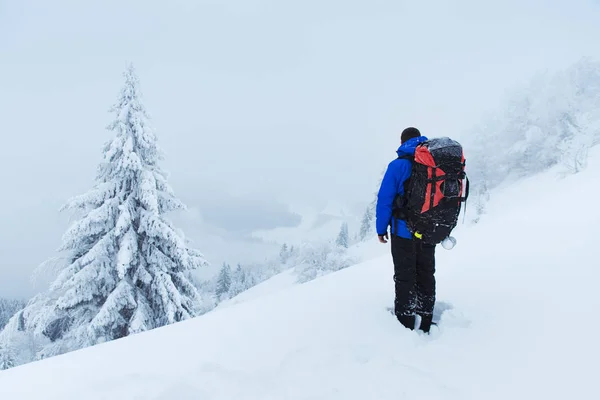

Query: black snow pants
[391,235,436,318]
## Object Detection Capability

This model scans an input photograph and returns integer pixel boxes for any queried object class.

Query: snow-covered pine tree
[279,243,289,263]
[215,263,232,299]
[228,264,247,298]
[558,112,592,174]
[471,178,490,224]
[295,240,354,283]
[358,170,385,242]
[0,340,15,370]
[0,64,209,364]
[336,222,349,248]
[0,298,26,331]
[358,198,376,241]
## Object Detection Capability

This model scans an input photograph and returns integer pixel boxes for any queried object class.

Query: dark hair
[401,127,421,144]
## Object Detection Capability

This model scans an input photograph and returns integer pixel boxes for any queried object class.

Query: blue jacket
[375,136,428,238]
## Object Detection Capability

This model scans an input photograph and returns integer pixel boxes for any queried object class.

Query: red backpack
[393,137,469,244]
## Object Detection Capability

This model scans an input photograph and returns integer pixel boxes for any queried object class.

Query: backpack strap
[462,175,470,223]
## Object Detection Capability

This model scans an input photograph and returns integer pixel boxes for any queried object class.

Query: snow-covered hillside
[0,147,599,399]
[464,58,600,212]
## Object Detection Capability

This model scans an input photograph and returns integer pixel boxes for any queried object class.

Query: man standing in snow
[376,127,436,333]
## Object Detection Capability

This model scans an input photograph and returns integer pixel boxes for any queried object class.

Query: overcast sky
[1,0,600,298]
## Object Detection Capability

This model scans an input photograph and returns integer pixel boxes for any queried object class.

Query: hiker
[375,127,436,333]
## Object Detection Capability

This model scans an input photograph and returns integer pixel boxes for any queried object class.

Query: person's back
[375,127,436,333]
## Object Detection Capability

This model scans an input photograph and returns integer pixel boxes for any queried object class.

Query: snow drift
[0,148,599,399]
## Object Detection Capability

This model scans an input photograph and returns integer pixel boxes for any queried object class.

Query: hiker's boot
[396,314,416,330]
[419,314,433,333]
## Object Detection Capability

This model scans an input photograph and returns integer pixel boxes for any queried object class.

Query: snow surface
[216,269,298,309]
[215,238,382,309]
[1,148,599,399]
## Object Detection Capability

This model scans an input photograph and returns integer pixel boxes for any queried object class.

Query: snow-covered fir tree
[0,341,15,370]
[358,199,375,242]
[358,172,384,242]
[228,264,248,298]
[471,177,490,224]
[0,298,26,330]
[295,241,355,283]
[279,243,290,263]
[215,263,232,299]
[336,222,349,248]
[0,64,209,367]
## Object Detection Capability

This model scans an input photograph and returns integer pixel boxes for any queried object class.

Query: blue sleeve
[375,160,410,235]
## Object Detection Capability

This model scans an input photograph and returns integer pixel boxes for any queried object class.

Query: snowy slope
[216,237,381,310]
[1,149,599,399]
[216,269,298,309]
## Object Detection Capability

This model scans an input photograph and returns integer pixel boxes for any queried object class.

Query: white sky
[1,0,600,298]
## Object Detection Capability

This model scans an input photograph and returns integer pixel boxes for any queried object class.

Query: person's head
[401,127,421,144]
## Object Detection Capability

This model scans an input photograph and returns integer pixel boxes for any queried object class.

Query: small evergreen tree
[0,64,209,365]
[215,263,232,299]
[470,180,489,224]
[279,243,290,263]
[228,264,247,298]
[358,197,377,241]
[336,222,349,248]
[0,298,26,331]
[0,342,15,370]
[296,241,355,283]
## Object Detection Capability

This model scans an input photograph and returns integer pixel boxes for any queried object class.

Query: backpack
[393,137,469,245]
